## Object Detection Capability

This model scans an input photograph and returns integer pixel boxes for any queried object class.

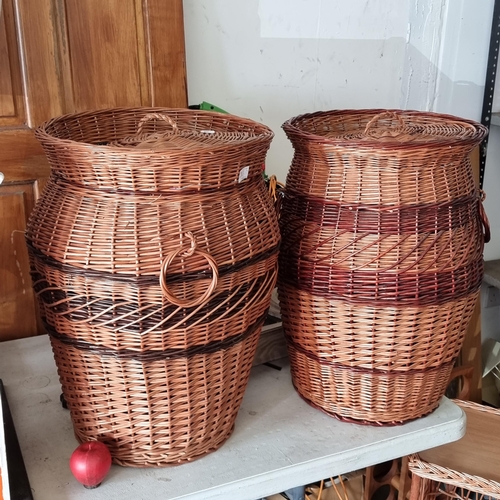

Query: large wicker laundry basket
[26,108,280,466]
[279,109,488,425]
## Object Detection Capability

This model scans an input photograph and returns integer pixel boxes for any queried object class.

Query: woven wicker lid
[36,108,273,152]
[34,107,274,191]
[283,109,487,148]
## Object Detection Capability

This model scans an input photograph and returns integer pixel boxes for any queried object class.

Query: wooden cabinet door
[0,0,187,341]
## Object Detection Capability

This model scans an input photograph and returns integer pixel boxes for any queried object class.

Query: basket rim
[282,108,488,150]
[35,107,274,156]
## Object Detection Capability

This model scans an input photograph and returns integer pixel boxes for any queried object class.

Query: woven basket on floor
[279,109,488,425]
[26,108,280,466]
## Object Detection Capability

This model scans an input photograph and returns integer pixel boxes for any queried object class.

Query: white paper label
[238,166,250,183]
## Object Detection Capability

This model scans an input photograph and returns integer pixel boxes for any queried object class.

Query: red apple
[69,441,112,489]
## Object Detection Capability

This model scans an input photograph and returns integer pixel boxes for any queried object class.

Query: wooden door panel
[0,132,49,341]
[145,0,188,106]
[0,0,24,126]
[13,0,187,127]
[0,130,45,164]
[14,0,68,126]
[0,17,16,117]
[0,185,40,340]
[65,0,144,110]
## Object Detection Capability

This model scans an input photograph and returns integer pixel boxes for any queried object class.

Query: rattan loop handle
[480,191,491,243]
[364,112,406,138]
[268,175,285,218]
[138,113,178,136]
[160,233,218,308]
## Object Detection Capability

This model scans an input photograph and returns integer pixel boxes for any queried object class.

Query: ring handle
[363,111,407,139]
[159,232,219,308]
[480,191,491,244]
[137,113,178,136]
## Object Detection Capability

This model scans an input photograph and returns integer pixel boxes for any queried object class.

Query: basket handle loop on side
[363,111,407,139]
[160,232,219,308]
[267,175,285,219]
[480,190,491,243]
[138,113,178,136]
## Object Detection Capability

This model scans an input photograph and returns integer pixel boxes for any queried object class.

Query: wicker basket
[26,108,280,466]
[408,400,500,500]
[279,109,488,425]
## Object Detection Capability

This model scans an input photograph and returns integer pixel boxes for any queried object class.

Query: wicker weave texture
[30,253,278,345]
[409,456,500,500]
[288,345,454,424]
[279,285,478,371]
[27,108,280,466]
[35,108,272,191]
[279,109,488,425]
[283,110,483,205]
[50,321,261,467]
[280,194,484,274]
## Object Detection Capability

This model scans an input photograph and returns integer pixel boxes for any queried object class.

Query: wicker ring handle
[364,112,407,139]
[160,232,219,308]
[138,113,178,136]
[480,191,491,243]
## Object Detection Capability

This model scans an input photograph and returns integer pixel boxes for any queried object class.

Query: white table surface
[0,335,466,500]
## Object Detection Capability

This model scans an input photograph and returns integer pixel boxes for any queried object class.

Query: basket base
[51,318,263,467]
[75,424,236,468]
[288,344,454,425]
[294,385,438,426]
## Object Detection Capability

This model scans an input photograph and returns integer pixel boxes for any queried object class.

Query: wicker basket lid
[33,108,274,191]
[283,109,487,147]
[36,108,273,152]
[112,113,259,151]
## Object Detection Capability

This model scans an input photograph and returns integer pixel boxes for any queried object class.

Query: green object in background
[188,101,272,182]
[188,101,229,114]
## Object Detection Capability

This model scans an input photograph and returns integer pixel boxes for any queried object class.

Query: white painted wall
[433,1,493,120]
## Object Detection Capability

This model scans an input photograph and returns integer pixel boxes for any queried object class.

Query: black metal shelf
[480,0,500,187]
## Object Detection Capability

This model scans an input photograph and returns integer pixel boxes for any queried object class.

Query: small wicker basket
[408,400,500,500]
[279,109,488,425]
[27,108,280,466]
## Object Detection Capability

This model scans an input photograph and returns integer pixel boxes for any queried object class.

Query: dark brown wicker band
[46,312,266,361]
[51,170,264,197]
[27,241,280,285]
[279,255,483,305]
[34,271,271,331]
[280,191,481,234]
[286,335,456,376]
